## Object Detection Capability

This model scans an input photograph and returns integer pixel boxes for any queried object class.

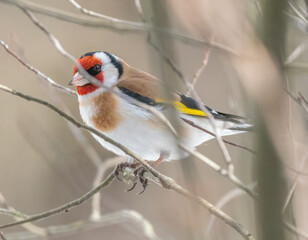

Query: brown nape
[91,92,122,132]
[116,61,162,100]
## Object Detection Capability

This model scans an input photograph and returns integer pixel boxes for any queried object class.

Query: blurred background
[0,0,307,240]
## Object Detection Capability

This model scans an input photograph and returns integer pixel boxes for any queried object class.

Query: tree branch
[0,84,255,240]
[4,210,160,240]
[0,158,115,229]
[0,40,76,96]
[0,0,239,56]
[0,232,7,240]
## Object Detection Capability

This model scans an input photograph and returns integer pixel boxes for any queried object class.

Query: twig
[0,0,239,56]
[285,40,308,65]
[299,92,308,105]
[179,145,256,198]
[285,164,308,176]
[282,151,308,213]
[284,221,308,240]
[134,0,145,21]
[284,88,308,116]
[0,194,47,236]
[66,0,148,31]
[0,84,254,240]
[1,0,147,32]
[206,188,246,236]
[0,232,7,240]
[0,154,115,229]
[5,210,160,240]
[0,41,76,96]
[288,0,308,25]
[1,195,159,240]
[66,0,134,25]
[91,157,124,221]
[187,35,214,95]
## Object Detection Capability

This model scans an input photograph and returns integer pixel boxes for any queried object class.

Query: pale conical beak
[68,73,90,86]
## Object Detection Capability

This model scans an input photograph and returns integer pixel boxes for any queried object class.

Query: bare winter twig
[0,0,239,56]
[0,41,76,96]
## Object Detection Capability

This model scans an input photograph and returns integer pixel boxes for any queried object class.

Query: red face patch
[73,56,104,95]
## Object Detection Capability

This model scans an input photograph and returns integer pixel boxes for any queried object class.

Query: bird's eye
[93,64,101,72]
[87,64,102,76]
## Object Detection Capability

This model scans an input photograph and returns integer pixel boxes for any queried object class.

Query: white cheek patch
[102,64,119,87]
[94,52,119,88]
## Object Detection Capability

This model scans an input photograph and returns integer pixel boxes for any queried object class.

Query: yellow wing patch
[174,101,206,116]
[155,98,206,117]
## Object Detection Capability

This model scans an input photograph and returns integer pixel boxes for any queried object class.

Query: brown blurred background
[0,0,307,240]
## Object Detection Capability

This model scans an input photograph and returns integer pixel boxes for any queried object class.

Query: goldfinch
[69,51,251,163]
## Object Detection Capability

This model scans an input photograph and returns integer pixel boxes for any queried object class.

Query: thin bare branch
[187,35,214,95]
[1,194,159,240]
[66,0,148,30]
[0,194,47,236]
[0,208,47,236]
[0,41,76,96]
[282,151,308,213]
[299,92,308,105]
[285,164,308,176]
[0,149,115,229]
[285,40,308,65]
[0,232,7,240]
[0,0,239,56]
[134,0,145,21]
[284,221,308,240]
[288,0,308,25]
[179,145,256,198]
[284,88,308,116]
[0,84,254,240]
[91,157,124,221]
[1,0,147,32]
[5,210,161,240]
[206,188,246,236]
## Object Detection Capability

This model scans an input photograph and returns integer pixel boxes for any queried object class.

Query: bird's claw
[134,167,149,195]
[115,163,149,194]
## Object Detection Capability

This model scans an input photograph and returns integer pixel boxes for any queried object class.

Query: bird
[69,51,251,193]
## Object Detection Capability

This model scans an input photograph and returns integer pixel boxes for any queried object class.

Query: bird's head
[69,51,123,96]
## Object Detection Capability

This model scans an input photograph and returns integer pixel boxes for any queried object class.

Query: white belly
[79,94,245,161]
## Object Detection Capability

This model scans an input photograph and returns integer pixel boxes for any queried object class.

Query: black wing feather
[179,94,246,123]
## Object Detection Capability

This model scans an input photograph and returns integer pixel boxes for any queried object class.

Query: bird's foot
[114,162,139,181]
[115,162,149,194]
[132,167,149,195]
